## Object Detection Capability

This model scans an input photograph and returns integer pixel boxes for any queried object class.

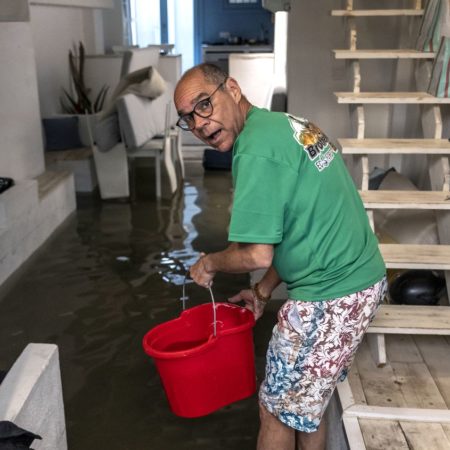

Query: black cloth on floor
[0,421,42,450]
[202,149,232,171]
[0,178,14,194]
[0,370,8,385]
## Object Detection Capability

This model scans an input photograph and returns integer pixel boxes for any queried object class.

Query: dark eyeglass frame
[176,79,227,131]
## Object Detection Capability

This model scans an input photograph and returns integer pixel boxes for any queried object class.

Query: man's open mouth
[208,129,222,143]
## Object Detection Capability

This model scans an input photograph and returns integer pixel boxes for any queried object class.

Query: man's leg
[257,404,295,450]
[295,415,327,450]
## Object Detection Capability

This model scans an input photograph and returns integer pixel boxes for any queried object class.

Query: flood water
[0,161,278,450]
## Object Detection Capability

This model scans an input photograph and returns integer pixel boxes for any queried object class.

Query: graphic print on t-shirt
[287,114,338,172]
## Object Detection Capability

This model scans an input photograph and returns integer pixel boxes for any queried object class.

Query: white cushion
[117,82,175,149]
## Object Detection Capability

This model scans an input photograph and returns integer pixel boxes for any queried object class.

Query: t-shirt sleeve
[228,153,297,244]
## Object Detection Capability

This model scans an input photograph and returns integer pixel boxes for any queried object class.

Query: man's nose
[193,114,210,130]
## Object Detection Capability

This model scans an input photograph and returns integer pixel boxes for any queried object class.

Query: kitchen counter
[202,44,273,73]
[202,44,273,53]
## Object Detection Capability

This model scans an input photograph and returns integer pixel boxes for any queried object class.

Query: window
[126,0,161,47]
[122,0,194,72]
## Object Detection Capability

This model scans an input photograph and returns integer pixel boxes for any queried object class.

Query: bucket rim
[142,303,255,359]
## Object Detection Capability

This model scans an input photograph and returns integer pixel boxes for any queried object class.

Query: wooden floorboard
[359,419,409,449]
[390,362,447,409]
[354,340,408,407]
[345,335,450,448]
[400,422,450,449]
[414,335,450,408]
[385,334,423,363]
[443,423,450,442]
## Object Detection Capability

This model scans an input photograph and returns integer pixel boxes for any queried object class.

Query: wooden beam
[342,417,367,449]
[367,333,387,366]
[333,49,435,59]
[359,190,450,209]
[344,405,450,422]
[380,244,450,270]
[335,92,450,104]
[332,9,424,17]
[339,138,450,155]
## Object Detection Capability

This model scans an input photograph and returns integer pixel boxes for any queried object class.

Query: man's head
[174,63,251,152]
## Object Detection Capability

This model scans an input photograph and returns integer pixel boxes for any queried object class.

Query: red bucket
[142,298,256,418]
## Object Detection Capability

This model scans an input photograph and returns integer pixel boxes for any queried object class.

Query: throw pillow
[42,116,83,151]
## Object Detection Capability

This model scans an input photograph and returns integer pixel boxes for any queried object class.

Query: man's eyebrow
[177,91,210,116]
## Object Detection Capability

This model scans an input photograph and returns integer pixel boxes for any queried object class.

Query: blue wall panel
[194,0,274,64]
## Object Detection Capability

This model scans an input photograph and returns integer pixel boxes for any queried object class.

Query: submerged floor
[0,161,279,449]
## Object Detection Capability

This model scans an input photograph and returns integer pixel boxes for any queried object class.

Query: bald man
[174,63,386,450]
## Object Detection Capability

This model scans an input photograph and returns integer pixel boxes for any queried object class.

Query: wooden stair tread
[360,190,450,209]
[339,138,450,154]
[333,49,435,59]
[44,147,92,163]
[369,304,450,334]
[331,9,423,17]
[335,92,450,104]
[380,244,450,270]
[36,170,72,199]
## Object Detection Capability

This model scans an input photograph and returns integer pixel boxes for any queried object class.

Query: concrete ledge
[0,171,76,286]
[0,343,67,450]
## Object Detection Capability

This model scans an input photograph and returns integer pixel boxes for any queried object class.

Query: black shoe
[0,177,14,194]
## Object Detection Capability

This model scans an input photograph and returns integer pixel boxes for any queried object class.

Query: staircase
[332,1,450,445]
[333,0,450,292]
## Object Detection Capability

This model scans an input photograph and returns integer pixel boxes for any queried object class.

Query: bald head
[178,63,228,88]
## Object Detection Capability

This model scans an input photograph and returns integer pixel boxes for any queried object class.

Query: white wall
[0,22,45,179]
[287,0,351,143]
[286,0,450,187]
[286,0,443,144]
[30,5,96,117]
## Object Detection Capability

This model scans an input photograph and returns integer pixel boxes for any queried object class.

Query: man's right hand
[228,289,266,320]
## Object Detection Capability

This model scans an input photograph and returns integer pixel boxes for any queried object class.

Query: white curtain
[167,0,194,72]
[130,0,161,47]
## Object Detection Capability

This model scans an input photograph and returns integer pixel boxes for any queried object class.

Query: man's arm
[228,265,282,320]
[255,265,282,299]
[189,242,273,287]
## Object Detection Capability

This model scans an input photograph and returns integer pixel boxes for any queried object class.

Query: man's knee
[259,403,272,422]
[259,403,283,426]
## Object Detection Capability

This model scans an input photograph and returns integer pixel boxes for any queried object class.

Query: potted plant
[60,42,109,145]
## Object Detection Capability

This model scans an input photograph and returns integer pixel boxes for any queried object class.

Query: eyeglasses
[176,80,226,131]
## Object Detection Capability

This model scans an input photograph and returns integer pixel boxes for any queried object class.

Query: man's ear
[225,77,242,104]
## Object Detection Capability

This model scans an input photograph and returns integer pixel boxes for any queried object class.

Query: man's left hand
[189,253,215,288]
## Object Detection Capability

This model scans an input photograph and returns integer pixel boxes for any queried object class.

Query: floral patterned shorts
[259,277,387,433]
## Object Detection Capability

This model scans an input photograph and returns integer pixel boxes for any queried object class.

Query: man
[174,63,387,450]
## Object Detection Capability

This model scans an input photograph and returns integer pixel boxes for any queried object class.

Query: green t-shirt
[228,107,386,301]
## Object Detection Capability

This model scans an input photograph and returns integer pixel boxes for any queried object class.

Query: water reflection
[0,165,262,450]
[129,182,202,288]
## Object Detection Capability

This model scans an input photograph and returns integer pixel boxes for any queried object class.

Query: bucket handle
[181,272,217,336]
